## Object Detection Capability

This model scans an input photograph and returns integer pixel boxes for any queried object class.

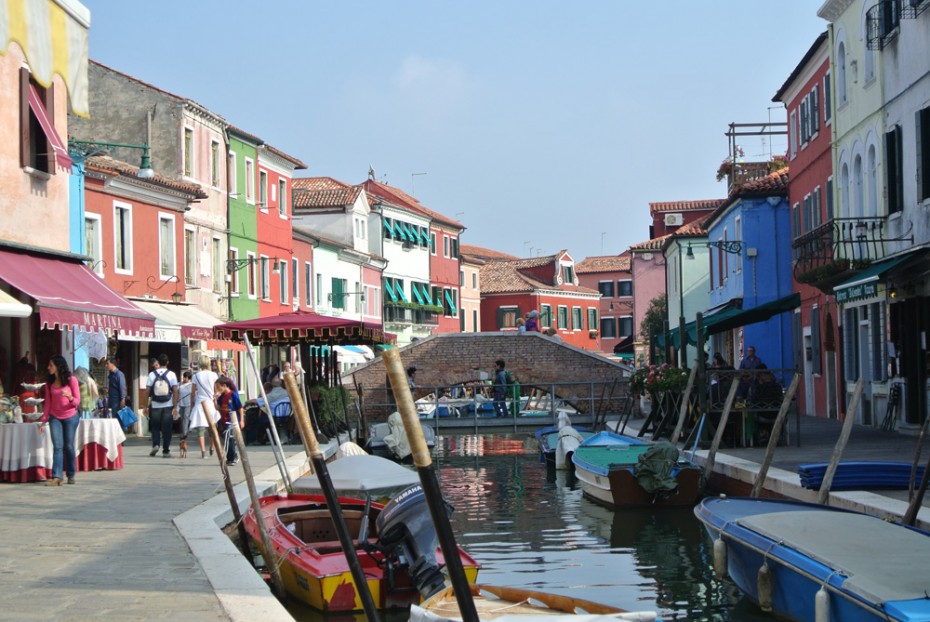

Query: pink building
[576,252,634,360]
[629,234,672,366]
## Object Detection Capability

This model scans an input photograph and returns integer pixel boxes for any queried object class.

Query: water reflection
[290,433,769,621]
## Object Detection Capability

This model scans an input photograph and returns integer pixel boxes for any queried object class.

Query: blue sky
[81,1,826,260]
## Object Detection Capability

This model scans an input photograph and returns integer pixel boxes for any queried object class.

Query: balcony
[384,303,440,326]
[866,0,901,50]
[793,216,914,293]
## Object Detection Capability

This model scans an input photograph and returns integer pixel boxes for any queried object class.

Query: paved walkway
[4,416,930,621]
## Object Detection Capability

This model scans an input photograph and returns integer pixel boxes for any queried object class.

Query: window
[572,307,582,330]
[823,72,832,124]
[228,248,239,295]
[260,256,270,300]
[279,260,288,304]
[259,171,268,209]
[472,272,477,289]
[304,262,312,307]
[19,69,57,175]
[443,235,450,258]
[497,306,519,329]
[419,226,429,248]
[826,176,834,221]
[789,110,798,158]
[247,252,256,298]
[600,317,616,338]
[919,106,930,202]
[227,152,237,195]
[561,265,574,284]
[316,274,322,308]
[383,217,394,240]
[836,42,847,106]
[184,228,196,286]
[802,193,813,235]
[183,127,194,177]
[331,278,346,309]
[85,215,102,274]
[886,125,903,213]
[113,202,133,273]
[734,217,742,274]
[557,306,568,329]
[279,180,287,217]
[212,237,223,292]
[245,158,255,203]
[430,232,437,254]
[459,270,464,286]
[619,316,633,337]
[541,304,552,328]
[617,279,632,297]
[472,310,478,333]
[443,288,457,317]
[811,186,822,230]
[354,281,361,313]
[211,140,220,187]
[598,281,614,298]
[587,307,597,330]
[292,258,298,303]
[450,238,459,258]
[159,215,175,277]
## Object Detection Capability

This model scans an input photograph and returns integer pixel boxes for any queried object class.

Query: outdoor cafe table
[0,419,126,482]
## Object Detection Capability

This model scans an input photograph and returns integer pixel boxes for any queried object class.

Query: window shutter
[496,307,505,329]
[812,306,822,375]
[812,86,819,133]
[19,68,30,168]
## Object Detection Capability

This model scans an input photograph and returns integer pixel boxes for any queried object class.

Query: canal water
[289,432,771,621]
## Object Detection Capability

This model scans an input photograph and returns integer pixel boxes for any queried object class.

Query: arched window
[836,42,847,106]
[853,154,864,218]
[840,161,850,218]
[867,144,878,217]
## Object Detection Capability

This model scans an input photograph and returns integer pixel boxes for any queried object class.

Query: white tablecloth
[0,419,126,476]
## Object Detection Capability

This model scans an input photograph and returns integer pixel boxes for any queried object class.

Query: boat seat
[313,536,380,555]
[279,509,366,543]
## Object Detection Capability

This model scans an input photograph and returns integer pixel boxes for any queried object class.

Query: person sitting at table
[245,380,289,445]
[751,367,783,445]
[38,355,81,486]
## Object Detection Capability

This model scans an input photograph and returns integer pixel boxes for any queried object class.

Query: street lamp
[69,139,155,179]
[685,240,743,259]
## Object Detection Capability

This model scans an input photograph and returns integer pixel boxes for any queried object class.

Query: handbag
[117,405,138,429]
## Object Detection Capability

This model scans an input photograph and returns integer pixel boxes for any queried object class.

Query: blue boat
[533,424,593,469]
[695,496,930,621]
[572,431,703,508]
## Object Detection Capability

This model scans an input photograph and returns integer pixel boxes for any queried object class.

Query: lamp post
[69,139,155,179]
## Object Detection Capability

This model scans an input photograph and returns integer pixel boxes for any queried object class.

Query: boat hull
[574,461,704,508]
[695,496,930,622]
[243,493,479,613]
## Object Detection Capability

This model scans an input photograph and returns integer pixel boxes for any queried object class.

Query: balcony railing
[384,304,439,326]
[866,0,901,50]
[793,217,893,289]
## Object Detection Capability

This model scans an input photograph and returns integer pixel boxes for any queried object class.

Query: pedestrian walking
[189,356,220,459]
[38,355,81,486]
[106,356,127,421]
[145,354,179,458]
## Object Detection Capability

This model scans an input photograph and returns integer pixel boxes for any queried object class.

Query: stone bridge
[343,332,632,423]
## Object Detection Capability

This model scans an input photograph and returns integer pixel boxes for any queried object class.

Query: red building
[255,144,306,317]
[576,251,634,359]
[773,32,838,420]
[649,199,722,239]
[476,250,601,350]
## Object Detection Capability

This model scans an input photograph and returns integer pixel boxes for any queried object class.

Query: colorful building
[575,252,635,359]
[225,126,262,321]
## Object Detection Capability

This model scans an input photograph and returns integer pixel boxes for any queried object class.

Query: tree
[639,294,667,366]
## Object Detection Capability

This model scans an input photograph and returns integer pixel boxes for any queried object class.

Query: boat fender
[815,585,830,622]
[757,561,773,612]
[713,537,728,578]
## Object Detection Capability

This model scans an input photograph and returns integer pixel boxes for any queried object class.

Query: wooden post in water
[903,451,930,526]
[704,377,740,481]
[670,365,698,444]
[383,348,479,622]
[226,407,286,598]
[816,378,865,505]
[751,373,801,498]
[283,372,381,621]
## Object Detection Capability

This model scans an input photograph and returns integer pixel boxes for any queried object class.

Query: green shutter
[383,279,397,302]
[396,222,409,241]
[444,290,457,315]
[411,282,425,305]
[383,218,395,239]
[421,284,433,305]
[396,280,408,302]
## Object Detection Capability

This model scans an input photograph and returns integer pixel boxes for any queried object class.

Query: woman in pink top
[39,355,81,486]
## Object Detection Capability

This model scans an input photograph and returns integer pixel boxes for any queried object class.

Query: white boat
[367,411,435,462]
[291,453,419,503]
[410,584,659,620]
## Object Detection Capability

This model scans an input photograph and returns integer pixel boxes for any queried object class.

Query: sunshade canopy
[662,293,800,347]
[213,309,394,345]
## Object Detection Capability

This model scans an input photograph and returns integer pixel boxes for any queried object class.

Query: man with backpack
[145,354,179,458]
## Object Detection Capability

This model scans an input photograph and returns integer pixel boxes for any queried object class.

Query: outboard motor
[375,484,448,599]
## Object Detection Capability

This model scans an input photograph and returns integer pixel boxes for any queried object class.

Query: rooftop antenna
[411,172,427,196]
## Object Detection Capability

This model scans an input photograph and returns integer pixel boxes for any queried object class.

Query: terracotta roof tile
[262,143,307,169]
[575,251,631,273]
[460,244,519,261]
[479,253,598,295]
[85,155,207,199]
[362,179,463,229]
[649,199,725,214]
[629,233,672,252]
[672,213,711,237]
[292,177,362,209]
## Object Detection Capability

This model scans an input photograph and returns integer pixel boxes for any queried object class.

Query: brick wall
[345,332,631,421]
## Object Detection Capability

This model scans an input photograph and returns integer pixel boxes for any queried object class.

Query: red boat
[242,486,480,613]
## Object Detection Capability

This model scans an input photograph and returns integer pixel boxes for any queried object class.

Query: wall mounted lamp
[685,240,743,260]
[226,257,255,273]
[69,139,155,179]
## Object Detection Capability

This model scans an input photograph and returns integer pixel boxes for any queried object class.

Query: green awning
[411,283,424,305]
[396,283,408,303]
[833,252,918,303]
[383,279,397,302]
[661,293,800,347]
[421,284,433,305]
[444,290,457,315]
[410,226,424,244]
[396,222,410,241]
[383,219,395,238]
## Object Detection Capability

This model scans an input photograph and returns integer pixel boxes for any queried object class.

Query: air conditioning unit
[664,213,684,227]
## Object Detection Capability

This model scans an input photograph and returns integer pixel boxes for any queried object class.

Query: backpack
[151,370,172,403]
[504,370,516,387]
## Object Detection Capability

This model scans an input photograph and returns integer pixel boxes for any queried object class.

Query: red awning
[0,248,155,335]
[213,309,393,345]
[206,339,247,352]
[28,84,72,173]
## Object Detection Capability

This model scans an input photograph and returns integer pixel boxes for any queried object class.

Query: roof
[362,179,463,229]
[85,155,207,199]
[292,177,363,209]
[672,213,711,237]
[707,167,790,227]
[226,124,263,145]
[261,143,307,170]
[460,244,519,261]
[575,251,631,274]
[773,32,829,103]
[479,252,599,295]
[649,199,725,214]
[629,233,672,252]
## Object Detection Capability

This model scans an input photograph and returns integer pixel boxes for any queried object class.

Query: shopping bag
[117,406,138,430]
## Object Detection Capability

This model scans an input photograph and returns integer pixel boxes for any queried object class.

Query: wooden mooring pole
[704,377,740,481]
[751,373,801,498]
[670,365,698,445]
[816,378,865,505]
